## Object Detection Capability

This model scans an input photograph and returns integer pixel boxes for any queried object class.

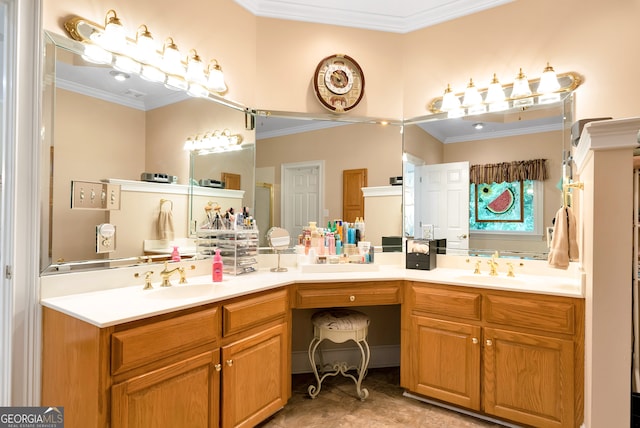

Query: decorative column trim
[574,117,640,173]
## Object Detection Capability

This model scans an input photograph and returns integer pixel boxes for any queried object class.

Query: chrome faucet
[160,261,186,287]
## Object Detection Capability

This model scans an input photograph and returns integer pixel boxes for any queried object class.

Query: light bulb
[485,73,508,112]
[511,68,533,107]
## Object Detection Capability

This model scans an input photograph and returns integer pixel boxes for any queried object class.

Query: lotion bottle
[171,246,181,262]
[212,248,223,282]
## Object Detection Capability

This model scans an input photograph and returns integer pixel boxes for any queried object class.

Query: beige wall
[45,0,640,121]
[401,0,640,120]
[43,0,257,108]
[256,122,402,227]
[52,88,145,262]
[364,194,403,246]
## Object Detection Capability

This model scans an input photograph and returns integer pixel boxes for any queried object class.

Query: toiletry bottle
[212,248,223,282]
[335,235,342,255]
[327,233,335,255]
[171,246,181,262]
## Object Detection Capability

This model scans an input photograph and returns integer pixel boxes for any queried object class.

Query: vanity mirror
[403,92,576,259]
[254,111,404,249]
[41,30,253,274]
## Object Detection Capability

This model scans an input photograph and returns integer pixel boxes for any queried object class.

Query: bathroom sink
[144,282,216,300]
[452,273,581,293]
[454,274,526,286]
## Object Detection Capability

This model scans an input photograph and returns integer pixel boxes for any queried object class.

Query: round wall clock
[313,54,365,113]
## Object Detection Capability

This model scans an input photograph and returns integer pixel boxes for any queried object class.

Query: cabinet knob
[215,363,222,372]
[472,337,478,344]
[226,359,233,367]
[349,295,356,302]
[486,339,493,346]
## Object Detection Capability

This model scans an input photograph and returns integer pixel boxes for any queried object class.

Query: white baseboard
[291,344,400,374]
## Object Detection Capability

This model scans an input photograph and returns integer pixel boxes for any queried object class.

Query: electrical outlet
[96,223,116,253]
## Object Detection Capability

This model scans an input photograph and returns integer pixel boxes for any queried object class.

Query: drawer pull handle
[486,339,493,346]
[215,363,222,372]
[472,337,478,344]
[349,295,355,302]
[226,359,233,367]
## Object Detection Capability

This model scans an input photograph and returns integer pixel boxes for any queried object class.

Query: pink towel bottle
[212,248,223,282]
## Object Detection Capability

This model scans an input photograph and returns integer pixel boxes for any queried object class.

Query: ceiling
[233,0,514,33]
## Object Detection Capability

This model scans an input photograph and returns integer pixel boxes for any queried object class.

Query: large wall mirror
[41,29,577,274]
[253,112,404,249]
[403,93,574,259]
[41,31,254,274]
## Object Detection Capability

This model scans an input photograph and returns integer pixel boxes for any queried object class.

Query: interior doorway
[342,168,367,223]
[281,161,324,240]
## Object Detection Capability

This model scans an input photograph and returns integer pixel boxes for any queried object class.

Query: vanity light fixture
[63,10,229,97]
[99,10,127,52]
[183,129,243,154]
[484,73,509,112]
[207,60,227,93]
[511,68,533,107]
[161,37,184,76]
[428,64,582,117]
[186,49,207,85]
[135,25,157,63]
[462,78,486,115]
[536,62,561,104]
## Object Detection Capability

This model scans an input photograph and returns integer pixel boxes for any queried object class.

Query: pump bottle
[212,248,223,282]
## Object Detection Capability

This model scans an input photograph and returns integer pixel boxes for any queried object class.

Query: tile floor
[257,367,509,428]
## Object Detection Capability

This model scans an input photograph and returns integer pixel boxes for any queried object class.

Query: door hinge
[5,265,12,280]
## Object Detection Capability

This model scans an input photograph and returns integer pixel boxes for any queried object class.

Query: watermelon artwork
[486,188,515,214]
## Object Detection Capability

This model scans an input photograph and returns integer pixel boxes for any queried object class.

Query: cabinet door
[483,327,574,428]
[221,322,289,428]
[411,315,481,410]
[112,349,220,428]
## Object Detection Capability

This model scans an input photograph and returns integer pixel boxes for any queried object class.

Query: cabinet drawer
[111,307,219,375]
[294,281,401,308]
[411,284,481,321]
[223,289,287,337]
[484,293,577,335]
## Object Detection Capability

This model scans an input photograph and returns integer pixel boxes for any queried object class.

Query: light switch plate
[71,181,120,210]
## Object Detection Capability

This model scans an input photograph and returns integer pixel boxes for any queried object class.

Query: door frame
[1,0,43,406]
[281,160,324,235]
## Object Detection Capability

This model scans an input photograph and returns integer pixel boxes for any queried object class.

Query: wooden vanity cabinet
[402,282,584,428]
[219,288,290,428]
[291,280,402,308]
[42,287,290,428]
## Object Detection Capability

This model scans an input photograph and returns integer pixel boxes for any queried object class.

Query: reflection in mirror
[42,31,253,274]
[267,227,290,272]
[403,93,574,259]
[254,113,403,251]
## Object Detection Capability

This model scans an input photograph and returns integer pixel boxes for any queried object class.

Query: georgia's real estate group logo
[0,407,64,428]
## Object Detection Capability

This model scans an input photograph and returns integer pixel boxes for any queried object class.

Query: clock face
[313,54,364,113]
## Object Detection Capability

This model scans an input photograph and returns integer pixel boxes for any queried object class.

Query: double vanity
[40,255,584,428]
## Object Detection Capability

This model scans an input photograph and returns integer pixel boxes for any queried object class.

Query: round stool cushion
[311,308,370,331]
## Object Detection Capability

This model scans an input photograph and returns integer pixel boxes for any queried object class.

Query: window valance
[469,158,548,184]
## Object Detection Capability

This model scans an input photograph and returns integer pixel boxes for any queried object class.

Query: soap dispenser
[212,248,223,282]
[171,246,181,262]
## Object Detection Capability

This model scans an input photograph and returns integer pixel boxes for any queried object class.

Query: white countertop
[40,260,584,329]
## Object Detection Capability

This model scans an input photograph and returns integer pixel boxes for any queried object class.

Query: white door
[281,161,324,241]
[415,162,469,251]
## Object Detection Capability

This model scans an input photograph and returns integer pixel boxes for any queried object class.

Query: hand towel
[157,201,175,241]
[548,206,579,269]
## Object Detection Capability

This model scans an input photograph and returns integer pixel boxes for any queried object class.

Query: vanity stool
[307,308,370,401]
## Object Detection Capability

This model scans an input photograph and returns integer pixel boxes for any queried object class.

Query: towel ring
[160,198,173,210]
